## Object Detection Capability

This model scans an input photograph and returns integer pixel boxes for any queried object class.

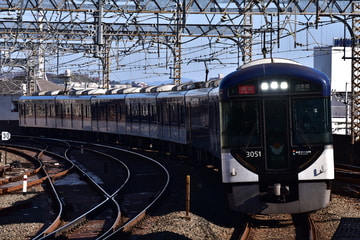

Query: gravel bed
[0,190,52,240]
[0,150,51,240]
[312,190,360,240]
[130,211,234,240]
[129,154,360,240]
[130,191,360,240]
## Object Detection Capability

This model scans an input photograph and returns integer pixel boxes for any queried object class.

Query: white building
[313,39,352,135]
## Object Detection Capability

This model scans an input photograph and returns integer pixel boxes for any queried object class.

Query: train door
[263,99,289,170]
[262,98,299,203]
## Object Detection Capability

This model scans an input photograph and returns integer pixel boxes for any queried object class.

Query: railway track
[334,163,360,197]
[238,213,317,240]
[65,141,171,238]
[0,140,75,238]
[335,163,360,183]
[234,163,360,239]
[0,136,170,239]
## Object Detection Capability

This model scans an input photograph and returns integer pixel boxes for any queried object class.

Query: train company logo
[292,150,312,156]
[270,143,284,155]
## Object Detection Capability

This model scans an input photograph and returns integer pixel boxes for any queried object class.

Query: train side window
[169,103,177,126]
[27,102,33,116]
[118,104,123,120]
[209,102,217,129]
[126,104,131,122]
[157,103,162,124]
[178,103,185,125]
[162,103,169,124]
[109,103,116,121]
[45,104,48,123]
[34,103,37,124]
[140,103,148,122]
[49,104,52,117]
[150,104,156,123]
[71,103,74,120]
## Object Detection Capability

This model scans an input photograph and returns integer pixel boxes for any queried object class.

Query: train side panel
[125,93,158,139]
[91,95,126,134]
[156,91,188,144]
[19,96,56,128]
[55,96,92,131]
[208,87,221,159]
[185,88,212,152]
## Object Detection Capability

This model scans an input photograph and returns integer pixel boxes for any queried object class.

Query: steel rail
[4,142,75,240]
[89,143,170,239]
[39,139,170,239]
[37,141,128,239]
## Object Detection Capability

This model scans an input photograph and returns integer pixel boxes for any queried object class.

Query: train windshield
[221,101,260,147]
[292,98,332,145]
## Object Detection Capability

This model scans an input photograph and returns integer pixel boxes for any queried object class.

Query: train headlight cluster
[260,81,288,92]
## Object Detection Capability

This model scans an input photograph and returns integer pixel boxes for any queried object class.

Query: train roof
[120,87,142,94]
[87,89,108,95]
[124,92,159,99]
[239,58,301,69]
[220,58,330,96]
[150,84,176,92]
[109,88,127,94]
[202,78,221,88]
[185,87,214,97]
[157,90,187,98]
[209,86,219,97]
[20,95,56,100]
[25,77,223,97]
[56,94,93,100]
[140,86,157,93]
[91,94,126,100]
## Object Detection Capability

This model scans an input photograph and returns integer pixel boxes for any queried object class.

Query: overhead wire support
[4,0,360,134]
[172,0,186,85]
[93,0,111,89]
[351,1,360,144]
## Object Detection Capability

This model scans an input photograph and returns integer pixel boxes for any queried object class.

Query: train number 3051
[246,151,262,158]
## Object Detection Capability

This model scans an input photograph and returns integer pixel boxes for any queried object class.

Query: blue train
[18,58,334,214]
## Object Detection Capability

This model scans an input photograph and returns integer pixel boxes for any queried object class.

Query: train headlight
[280,81,288,90]
[260,81,288,92]
[260,82,269,90]
[270,81,278,89]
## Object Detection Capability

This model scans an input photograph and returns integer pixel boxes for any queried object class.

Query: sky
[117,18,349,85]
[42,14,351,86]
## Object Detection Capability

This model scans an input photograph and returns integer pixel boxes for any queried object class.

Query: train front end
[219,59,334,214]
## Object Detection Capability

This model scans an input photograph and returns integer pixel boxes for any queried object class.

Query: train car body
[18,58,334,214]
[90,94,126,134]
[156,90,187,144]
[220,58,334,213]
[19,95,57,128]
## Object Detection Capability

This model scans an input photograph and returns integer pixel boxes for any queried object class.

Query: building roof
[0,79,22,95]
[36,78,64,92]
